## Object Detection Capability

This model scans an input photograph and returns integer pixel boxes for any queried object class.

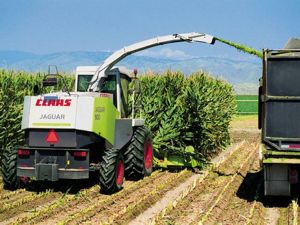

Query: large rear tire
[1,149,19,190]
[124,126,153,180]
[99,148,124,194]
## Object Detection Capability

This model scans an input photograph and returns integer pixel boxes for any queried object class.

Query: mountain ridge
[0,50,260,94]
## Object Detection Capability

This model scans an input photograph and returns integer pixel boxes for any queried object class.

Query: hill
[0,50,260,94]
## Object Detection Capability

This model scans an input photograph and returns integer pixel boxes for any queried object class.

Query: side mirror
[42,77,58,87]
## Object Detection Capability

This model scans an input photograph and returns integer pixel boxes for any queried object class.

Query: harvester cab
[1,32,215,193]
[75,66,134,118]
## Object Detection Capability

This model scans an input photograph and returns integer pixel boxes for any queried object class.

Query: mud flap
[35,163,58,181]
[264,164,290,196]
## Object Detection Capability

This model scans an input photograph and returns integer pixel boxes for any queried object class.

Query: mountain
[0,50,260,94]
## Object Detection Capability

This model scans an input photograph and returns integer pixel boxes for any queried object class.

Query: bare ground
[1,115,300,224]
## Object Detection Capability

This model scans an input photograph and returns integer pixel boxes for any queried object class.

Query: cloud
[136,48,194,60]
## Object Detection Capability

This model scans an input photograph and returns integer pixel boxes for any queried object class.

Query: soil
[1,115,299,225]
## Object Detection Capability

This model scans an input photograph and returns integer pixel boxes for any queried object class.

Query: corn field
[0,69,235,163]
[136,71,236,160]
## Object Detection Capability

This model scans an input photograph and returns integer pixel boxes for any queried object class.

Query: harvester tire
[99,148,124,194]
[124,126,153,180]
[1,149,19,190]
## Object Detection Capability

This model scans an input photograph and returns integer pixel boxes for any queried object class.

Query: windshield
[77,75,93,92]
[77,74,116,92]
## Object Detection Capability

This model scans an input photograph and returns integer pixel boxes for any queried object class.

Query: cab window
[100,76,117,106]
[77,75,93,92]
[100,76,116,92]
[120,74,131,117]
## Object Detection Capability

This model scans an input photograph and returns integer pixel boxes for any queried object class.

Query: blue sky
[0,0,299,61]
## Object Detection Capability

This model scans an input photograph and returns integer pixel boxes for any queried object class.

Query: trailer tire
[124,126,153,180]
[1,149,19,190]
[99,148,124,194]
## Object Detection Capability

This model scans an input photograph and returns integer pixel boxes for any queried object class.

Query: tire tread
[1,149,19,190]
[124,126,153,180]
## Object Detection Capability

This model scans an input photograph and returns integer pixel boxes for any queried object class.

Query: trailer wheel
[99,148,124,194]
[1,149,19,190]
[124,126,153,180]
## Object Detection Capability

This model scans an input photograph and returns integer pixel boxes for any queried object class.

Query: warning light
[45,129,59,144]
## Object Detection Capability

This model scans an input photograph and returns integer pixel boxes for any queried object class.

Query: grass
[237,102,258,114]
[236,95,258,114]
[236,95,258,101]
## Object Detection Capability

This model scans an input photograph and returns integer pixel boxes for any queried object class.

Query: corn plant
[135,70,236,160]
[135,71,187,157]
[182,72,236,156]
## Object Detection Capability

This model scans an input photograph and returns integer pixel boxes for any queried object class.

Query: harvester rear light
[73,151,87,157]
[289,144,300,149]
[18,149,30,156]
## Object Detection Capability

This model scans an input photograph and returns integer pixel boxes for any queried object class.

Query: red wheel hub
[144,141,153,169]
[116,160,124,185]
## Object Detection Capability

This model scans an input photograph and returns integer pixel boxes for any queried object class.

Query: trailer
[260,38,300,196]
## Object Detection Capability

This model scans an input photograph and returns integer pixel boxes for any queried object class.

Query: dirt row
[0,169,197,225]
[152,132,261,225]
[0,132,260,225]
[0,143,252,224]
[2,116,300,225]
[225,121,300,225]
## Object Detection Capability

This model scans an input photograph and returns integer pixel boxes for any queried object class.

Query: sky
[0,0,299,62]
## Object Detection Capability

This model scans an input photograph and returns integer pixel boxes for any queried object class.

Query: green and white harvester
[1,32,215,193]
